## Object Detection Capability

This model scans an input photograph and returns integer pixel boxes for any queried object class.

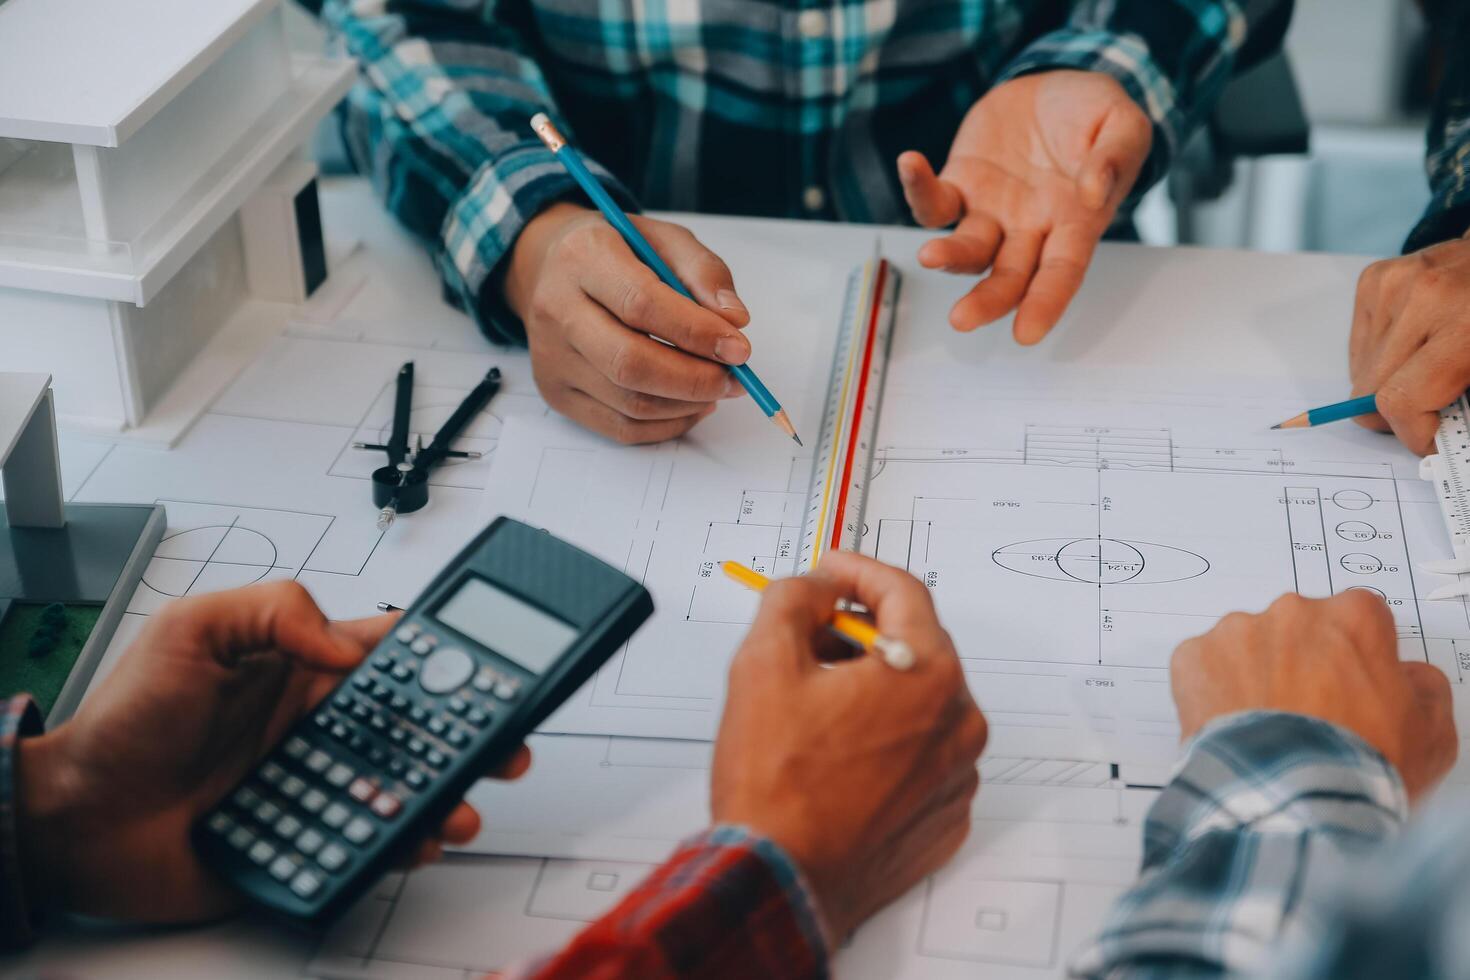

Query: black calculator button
[493,679,520,701]
[425,749,447,769]
[389,695,409,712]
[466,708,489,728]
[420,648,474,695]
[387,757,407,777]
[227,826,255,851]
[348,733,370,756]
[207,812,234,836]
[426,717,447,736]
[405,770,427,790]
[330,721,350,742]
[408,706,429,725]
[446,697,467,715]
[394,624,420,645]
[322,803,352,829]
[317,844,349,872]
[275,814,303,840]
[388,727,408,745]
[409,635,435,656]
[254,800,282,825]
[368,746,389,767]
[300,789,329,814]
[296,828,325,856]
[247,840,276,866]
[232,786,262,811]
[390,664,413,683]
[351,674,373,691]
[370,794,402,819]
[332,692,352,710]
[446,729,468,748]
[371,682,392,701]
[407,738,427,757]
[368,714,388,733]
[313,713,332,732]
[343,817,376,845]
[349,701,371,721]
[371,654,392,671]
[283,736,311,760]
[471,672,495,693]
[290,870,323,899]
[280,775,307,800]
[348,778,376,804]
[305,749,332,773]
[325,763,354,788]
[268,855,298,882]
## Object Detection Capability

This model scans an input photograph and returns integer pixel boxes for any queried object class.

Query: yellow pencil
[721,561,915,671]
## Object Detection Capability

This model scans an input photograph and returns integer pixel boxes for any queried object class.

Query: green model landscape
[0,601,103,715]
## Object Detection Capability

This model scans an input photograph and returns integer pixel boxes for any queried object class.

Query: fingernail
[716,289,747,315]
[715,334,750,365]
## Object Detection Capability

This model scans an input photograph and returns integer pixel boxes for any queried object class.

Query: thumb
[170,581,362,673]
[1079,103,1152,211]
[736,574,847,676]
[898,151,964,229]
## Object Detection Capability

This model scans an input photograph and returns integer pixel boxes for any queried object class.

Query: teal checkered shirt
[305,0,1254,343]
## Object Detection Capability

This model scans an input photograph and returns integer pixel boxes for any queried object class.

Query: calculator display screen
[434,576,578,674]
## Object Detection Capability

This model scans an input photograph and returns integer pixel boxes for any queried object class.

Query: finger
[1012,223,1099,345]
[918,218,1003,275]
[636,218,749,328]
[562,299,740,403]
[1328,589,1398,665]
[1376,331,1470,455]
[161,580,360,672]
[558,386,714,445]
[559,353,729,421]
[438,802,482,845]
[330,612,399,652]
[1348,261,1389,384]
[576,238,751,366]
[948,231,1044,332]
[898,151,964,229]
[808,552,946,658]
[488,744,533,781]
[1079,103,1151,211]
[405,839,445,869]
[738,574,849,676]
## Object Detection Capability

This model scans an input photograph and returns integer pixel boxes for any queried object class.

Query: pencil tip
[1270,424,1282,430]
[792,433,804,447]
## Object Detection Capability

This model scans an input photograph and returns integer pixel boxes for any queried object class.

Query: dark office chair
[1168,0,1310,243]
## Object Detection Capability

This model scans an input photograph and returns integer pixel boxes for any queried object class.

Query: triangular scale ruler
[1420,391,1470,598]
[797,258,900,573]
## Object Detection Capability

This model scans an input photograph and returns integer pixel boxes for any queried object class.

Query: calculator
[192,517,654,923]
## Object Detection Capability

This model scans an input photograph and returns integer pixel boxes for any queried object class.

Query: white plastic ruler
[797,258,900,573]
[1420,391,1470,599]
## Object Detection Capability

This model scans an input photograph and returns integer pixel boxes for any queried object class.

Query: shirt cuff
[1069,711,1405,977]
[436,140,638,347]
[995,28,1205,202]
[0,695,44,951]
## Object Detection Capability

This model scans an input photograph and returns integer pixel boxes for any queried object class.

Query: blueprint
[312,731,1161,980]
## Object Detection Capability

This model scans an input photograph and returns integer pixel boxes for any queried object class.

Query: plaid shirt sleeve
[506,825,831,980]
[303,0,638,346]
[1069,711,1408,980]
[997,1,1247,201]
[0,695,44,951]
[1405,0,1470,253]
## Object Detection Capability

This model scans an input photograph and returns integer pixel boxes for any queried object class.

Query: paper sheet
[480,260,1470,767]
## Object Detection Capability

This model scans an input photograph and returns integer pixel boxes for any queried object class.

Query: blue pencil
[1272,393,1379,430]
[530,113,801,445]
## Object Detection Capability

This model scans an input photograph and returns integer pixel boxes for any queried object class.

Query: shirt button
[802,185,826,213]
[797,8,827,38]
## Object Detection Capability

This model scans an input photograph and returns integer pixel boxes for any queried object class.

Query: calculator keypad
[202,621,525,909]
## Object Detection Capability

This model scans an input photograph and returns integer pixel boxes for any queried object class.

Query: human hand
[1171,591,1456,800]
[898,70,1152,344]
[711,552,988,940]
[505,203,751,444]
[1349,233,1470,454]
[16,581,531,922]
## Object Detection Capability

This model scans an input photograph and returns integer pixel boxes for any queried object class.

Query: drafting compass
[355,362,502,530]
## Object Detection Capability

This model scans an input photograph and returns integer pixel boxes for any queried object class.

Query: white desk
[0,179,1374,979]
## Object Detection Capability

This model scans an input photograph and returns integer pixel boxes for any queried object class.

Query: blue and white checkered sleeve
[996,1,1246,200]
[308,0,636,345]
[1070,711,1408,980]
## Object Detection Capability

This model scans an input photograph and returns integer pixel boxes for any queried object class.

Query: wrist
[503,202,588,318]
[16,727,88,915]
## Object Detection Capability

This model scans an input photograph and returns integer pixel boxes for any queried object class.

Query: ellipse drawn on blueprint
[991,537,1211,585]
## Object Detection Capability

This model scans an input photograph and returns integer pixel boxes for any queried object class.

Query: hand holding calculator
[193,517,653,922]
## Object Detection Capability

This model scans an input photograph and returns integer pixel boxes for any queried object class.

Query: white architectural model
[0,0,353,443]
